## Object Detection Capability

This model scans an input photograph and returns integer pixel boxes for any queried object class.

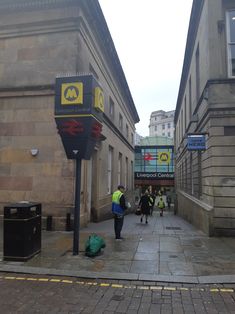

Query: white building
[149,110,175,138]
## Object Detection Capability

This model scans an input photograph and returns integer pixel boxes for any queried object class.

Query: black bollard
[46,215,52,231]
[66,213,72,231]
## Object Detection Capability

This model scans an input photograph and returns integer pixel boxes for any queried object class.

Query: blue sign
[187,134,206,151]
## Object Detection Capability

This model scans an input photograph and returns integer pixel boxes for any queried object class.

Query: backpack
[85,234,106,257]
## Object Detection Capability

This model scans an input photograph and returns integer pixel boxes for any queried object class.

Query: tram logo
[61,82,83,105]
[158,152,170,164]
[94,87,104,112]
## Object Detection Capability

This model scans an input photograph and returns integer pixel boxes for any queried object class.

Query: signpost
[54,74,104,255]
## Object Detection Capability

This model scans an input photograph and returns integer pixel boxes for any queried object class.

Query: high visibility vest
[158,199,165,209]
[112,190,124,215]
[148,196,153,206]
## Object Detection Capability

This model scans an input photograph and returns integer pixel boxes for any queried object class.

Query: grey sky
[99,0,193,136]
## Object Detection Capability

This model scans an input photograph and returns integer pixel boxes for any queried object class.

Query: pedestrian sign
[187,134,206,151]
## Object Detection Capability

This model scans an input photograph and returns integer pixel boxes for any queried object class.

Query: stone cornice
[0,0,78,11]
[0,17,81,39]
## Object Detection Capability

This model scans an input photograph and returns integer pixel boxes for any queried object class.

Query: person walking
[138,190,151,224]
[112,185,127,241]
[157,197,165,217]
[149,192,156,216]
[166,195,171,209]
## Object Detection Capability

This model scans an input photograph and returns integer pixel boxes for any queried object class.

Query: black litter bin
[3,202,41,261]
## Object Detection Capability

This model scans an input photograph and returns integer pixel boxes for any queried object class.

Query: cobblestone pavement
[1,272,235,313]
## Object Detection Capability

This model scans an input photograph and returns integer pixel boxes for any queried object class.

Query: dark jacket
[139,194,150,215]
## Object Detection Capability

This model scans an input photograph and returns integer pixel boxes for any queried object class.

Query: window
[118,153,122,185]
[125,157,128,189]
[131,161,134,189]
[162,132,165,136]
[109,98,114,117]
[227,10,235,76]
[189,76,192,119]
[167,132,171,137]
[162,124,165,130]
[126,124,129,139]
[131,133,134,145]
[196,44,200,100]
[134,146,174,174]
[119,113,123,130]
[155,126,157,131]
[107,146,113,194]
[184,95,187,132]
[168,123,171,129]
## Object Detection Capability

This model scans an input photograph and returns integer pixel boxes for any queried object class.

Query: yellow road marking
[124,285,135,289]
[164,287,176,291]
[61,280,73,284]
[137,286,149,290]
[85,282,97,286]
[220,288,234,293]
[1,275,234,294]
[150,286,162,290]
[111,284,123,288]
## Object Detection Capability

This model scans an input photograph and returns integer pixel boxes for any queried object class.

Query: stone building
[149,110,175,138]
[174,0,235,236]
[0,0,139,229]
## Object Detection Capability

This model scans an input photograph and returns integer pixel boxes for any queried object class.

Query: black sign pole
[73,158,82,255]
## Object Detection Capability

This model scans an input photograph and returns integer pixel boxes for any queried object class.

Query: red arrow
[144,153,153,161]
[59,119,84,136]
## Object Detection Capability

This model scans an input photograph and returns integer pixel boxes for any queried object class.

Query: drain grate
[165,227,182,230]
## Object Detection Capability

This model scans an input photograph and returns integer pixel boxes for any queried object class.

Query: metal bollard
[66,213,72,231]
[46,215,52,231]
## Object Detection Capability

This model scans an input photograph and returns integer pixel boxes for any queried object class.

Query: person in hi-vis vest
[157,197,165,217]
[112,185,127,240]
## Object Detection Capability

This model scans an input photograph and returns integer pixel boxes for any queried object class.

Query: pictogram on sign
[61,82,83,105]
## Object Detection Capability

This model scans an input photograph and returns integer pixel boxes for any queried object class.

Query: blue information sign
[187,134,206,151]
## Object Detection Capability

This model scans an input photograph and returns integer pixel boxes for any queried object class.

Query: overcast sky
[98,0,193,137]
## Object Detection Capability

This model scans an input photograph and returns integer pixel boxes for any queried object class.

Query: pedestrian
[112,185,127,241]
[149,192,156,216]
[138,190,151,224]
[157,197,165,217]
[166,195,171,209]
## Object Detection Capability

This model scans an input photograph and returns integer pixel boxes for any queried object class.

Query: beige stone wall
[175,0,235,236]
[0,1,137,229]
[0,91,76,229]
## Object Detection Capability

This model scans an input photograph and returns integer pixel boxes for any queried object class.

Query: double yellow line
[1,275,234,293]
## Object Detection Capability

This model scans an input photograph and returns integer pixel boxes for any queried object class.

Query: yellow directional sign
[158,151,170,164]
[61,82,83,105]
[94,87,104,112]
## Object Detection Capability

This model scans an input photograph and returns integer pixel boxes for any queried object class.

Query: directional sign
[55,75,104,160]
[187,134,206,151]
